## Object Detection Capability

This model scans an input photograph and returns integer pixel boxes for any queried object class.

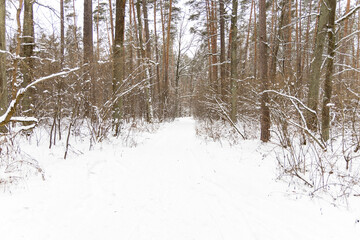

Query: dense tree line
[0,0,359,149]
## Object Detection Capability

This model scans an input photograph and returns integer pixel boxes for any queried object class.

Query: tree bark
[109,0,115,45]
[112,0,126,135]
[321,0,336,141]
[269,0,282,85]
[241,0,254,80]
[153,0,161,113]
[306,0,331,131]
[282,0,292,84]
[163,0,173,117]
[60,0,65,67]
[230,0,238,123]
[259,0,271,142]
[219,0,226,100]
[83,0,94,115]
[210,0,218,92]
[136,0,153,122]
[21,0,35,115]
[0,0,7,116]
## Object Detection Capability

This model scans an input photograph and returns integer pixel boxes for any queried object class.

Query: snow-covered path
[0,118,359,239]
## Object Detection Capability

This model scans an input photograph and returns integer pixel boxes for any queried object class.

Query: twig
[214,98,246,140]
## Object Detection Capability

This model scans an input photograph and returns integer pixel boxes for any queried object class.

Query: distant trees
[0,0,359,148]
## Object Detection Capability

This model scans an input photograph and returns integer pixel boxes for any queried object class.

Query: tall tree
[282,0,292,82]
[0,0,6,116]
[321,0,336,141]
[153,0,161,109]
[306,0,331,131]
[112,0,126,134]
[136,0,153,122]
[142,0,154,121]
[230,0,238,122]
[206,0,218,91]
[259,0,270,142]
[163,0,173,118]
[83,0,94,114]
[21,0,35,115]
[219,0,226,100]
[60,0,65,66]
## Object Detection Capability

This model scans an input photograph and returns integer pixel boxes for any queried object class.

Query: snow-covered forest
[1,0,360,239]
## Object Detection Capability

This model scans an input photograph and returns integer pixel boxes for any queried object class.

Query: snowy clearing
[1,117,360,240]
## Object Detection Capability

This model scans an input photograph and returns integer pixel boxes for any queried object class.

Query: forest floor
[0,117,360,239]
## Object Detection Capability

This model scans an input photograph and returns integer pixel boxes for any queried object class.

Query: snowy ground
[1,117,360,240]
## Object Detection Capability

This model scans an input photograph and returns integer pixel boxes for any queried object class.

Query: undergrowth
[0,118,161,190]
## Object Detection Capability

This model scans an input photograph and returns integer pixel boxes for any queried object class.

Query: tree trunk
[219,0,226,100]
[321,0,336,141]
[241,0,254,80]
[205,0,213,90]
[230,0,238,123]
[259,0,270,142]
[142,0,154,121]
[60,0,65,67]
[163,0,173,118]
[337,0,350,112]
[253,3,257,78]
[109,0,115,43]
[136,0,153,122]
[174,38,181,118]
[21,0,35,115]
[0,0,6,116]
[306,0,331,131]
[210,0,218,92]
[282,0,292,85]
[83,0,94,115]
[294,0,302,95]
[153,0,162,114]
[112,0,126,135]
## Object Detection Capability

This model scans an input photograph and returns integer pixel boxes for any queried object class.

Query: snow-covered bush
[0,132,45,191]
[271,99,360,202]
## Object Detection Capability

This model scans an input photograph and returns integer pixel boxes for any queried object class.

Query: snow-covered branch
[336,5,360,24]
[214,97,246,140]
[262,90,317,114]
[0,67,80,127]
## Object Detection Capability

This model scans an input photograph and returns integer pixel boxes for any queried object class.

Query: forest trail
[0,118,359,240]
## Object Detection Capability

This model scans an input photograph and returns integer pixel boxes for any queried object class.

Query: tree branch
[0,67,80,127]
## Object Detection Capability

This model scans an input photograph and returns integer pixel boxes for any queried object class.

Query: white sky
[5,0,359,57]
